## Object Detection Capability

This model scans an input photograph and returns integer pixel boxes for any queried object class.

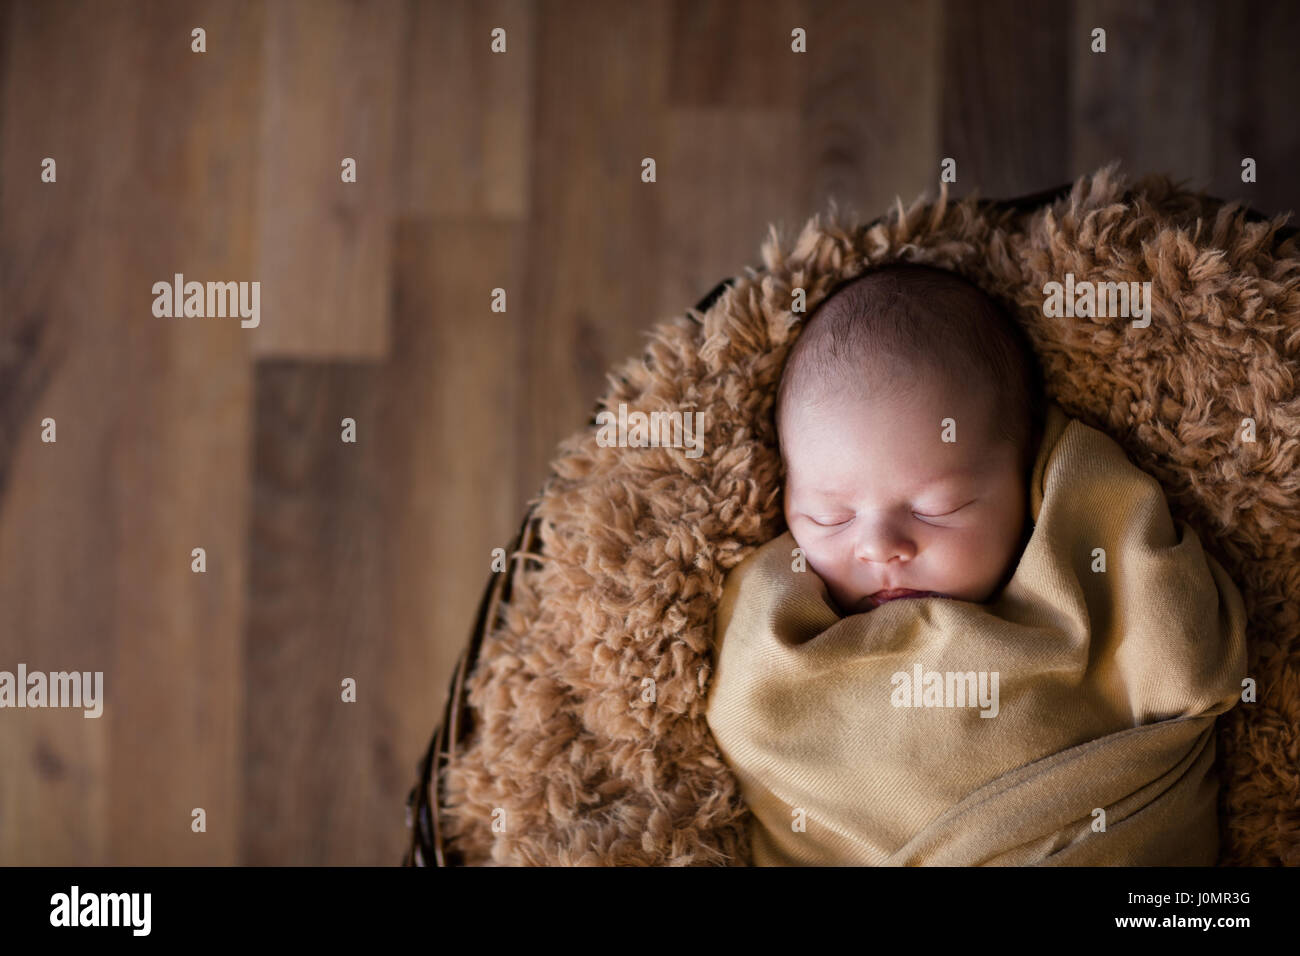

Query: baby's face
[782,373,1028,615]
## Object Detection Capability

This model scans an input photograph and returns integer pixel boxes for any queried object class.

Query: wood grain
[1071,0,1215,188]
[398,0,534,219]
[252,0,405,359]
[0,0,261,865]
[940,0,1070,199]
[1208,0,1300,219]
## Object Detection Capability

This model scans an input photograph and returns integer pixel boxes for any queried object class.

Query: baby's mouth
[865,588,944,609]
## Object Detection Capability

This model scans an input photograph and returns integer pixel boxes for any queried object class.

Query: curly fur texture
[439,164,1300,866]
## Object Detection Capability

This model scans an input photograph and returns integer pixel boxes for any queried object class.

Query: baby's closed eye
[915,499,976,519]
[806,499,975,527]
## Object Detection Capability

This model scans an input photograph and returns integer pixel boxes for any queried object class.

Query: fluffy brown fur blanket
[440,164,1300,865]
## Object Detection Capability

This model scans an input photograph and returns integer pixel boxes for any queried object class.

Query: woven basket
[405,175,1299,867]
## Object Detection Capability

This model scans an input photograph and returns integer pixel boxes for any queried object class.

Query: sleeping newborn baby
[774,264,1045,615]
[706,261,1248,866]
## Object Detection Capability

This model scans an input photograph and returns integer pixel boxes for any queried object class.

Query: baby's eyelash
[913,509,953,518]
[916,500,975,518]
[808,501,973,526]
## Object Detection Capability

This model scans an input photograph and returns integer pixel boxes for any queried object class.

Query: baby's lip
[867,588,942,607]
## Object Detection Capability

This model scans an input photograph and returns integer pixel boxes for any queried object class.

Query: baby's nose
[852,519,917,564]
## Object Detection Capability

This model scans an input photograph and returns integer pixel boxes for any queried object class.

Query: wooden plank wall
[1,0,1296,864]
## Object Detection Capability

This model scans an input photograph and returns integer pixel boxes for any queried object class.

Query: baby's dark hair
[775,263,1046,474]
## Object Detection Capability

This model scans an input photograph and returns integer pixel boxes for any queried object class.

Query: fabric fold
[705,403,1248,866]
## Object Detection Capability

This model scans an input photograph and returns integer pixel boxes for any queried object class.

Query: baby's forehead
[785,368,992,431]
[781,391,1005,478]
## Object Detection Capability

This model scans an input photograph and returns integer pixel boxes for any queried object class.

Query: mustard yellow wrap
[705,403,1248,865]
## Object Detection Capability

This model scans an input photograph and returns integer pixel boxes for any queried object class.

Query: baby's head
[775,263,1045,615]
